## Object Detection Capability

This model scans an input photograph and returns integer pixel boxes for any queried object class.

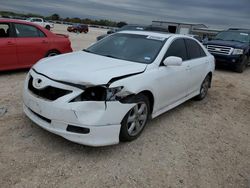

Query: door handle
[42,40,48,44]
[186,65,191,70]
[7,41,15,45]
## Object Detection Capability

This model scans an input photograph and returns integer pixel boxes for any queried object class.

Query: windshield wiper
[82,49,92,53]
[214,38,225,41]
[102,54,121,59]
[228,39,244,43]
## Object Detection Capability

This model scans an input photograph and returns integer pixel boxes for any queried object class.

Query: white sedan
[23,31,215,146]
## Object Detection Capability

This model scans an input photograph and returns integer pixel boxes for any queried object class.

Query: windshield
[85,33,166,64]
[215,31,250,43]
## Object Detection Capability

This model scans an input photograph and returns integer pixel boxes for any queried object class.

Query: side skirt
[151,90,200,119]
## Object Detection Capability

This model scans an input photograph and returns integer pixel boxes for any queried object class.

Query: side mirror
[163,56,183,66]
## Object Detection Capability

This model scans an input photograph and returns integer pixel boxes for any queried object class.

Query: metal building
[152,20,207,34]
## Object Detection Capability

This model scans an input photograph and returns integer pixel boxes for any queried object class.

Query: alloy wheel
[126,102,148,136]
[200,77,210,98]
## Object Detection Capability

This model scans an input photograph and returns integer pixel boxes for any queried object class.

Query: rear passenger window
[0,23,10,38]
[185,39,206,59]
[38,29,46,37]
[165,38,188,61]
[200,46,207,57]
[14,24,45,38]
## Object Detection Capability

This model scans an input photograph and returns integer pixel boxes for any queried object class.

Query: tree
[50,13,60,20]
[117,21,127,28]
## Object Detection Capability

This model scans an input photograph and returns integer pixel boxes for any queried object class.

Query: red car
[67,24,89,33]
[0,19,72,71]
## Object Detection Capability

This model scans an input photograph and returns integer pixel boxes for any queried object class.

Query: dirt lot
[0,24,250,188]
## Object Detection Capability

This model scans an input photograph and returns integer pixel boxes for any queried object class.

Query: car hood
[204,40,248,49]
[33,51,147,86]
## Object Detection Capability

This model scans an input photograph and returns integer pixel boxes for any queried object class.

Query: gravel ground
[0,24,250,188]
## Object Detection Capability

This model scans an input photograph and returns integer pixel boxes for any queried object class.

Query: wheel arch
[207,72,213,88]
[247,48,250,59]
[45,25,51,30]
[138,90,155,114]
[45,49,61,57]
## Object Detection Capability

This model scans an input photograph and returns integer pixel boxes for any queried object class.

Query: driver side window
[164,38,188,61]
[0,23,10,38]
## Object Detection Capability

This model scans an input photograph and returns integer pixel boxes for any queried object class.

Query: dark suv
[204,29,250,73]
[67,24,89,33]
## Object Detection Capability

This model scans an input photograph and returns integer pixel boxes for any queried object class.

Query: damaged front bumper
[23,70,135,146]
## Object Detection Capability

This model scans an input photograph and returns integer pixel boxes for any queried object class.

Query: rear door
[0,22,17,71]
[14,23,50,68]
[184,38,208,95]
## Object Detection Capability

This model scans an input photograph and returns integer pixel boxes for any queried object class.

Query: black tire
[45,50,60,57]
[120,94,150,142]
[45,25,51,30]
[195,75,211,101]
[235,55,247,73]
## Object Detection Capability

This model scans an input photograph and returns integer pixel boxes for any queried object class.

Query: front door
[154,38,189,110]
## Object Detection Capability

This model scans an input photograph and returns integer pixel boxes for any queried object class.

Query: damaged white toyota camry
[23,31,215,146]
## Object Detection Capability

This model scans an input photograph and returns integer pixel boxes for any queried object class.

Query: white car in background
[26,17,54,30]
[23,31,215,146]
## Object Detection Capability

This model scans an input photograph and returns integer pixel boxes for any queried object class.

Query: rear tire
[235,55,247,73]
[120,94,150,142]
[45,50,60,57]
[45,25,51,30]
[195,75,211,101]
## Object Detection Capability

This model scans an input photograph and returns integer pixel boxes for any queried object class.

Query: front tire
[120,94,150,142]
[235,55,247,73]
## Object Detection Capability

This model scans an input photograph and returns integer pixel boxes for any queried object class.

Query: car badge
[34,78,43,89]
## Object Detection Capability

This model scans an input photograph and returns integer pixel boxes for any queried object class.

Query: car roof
[118,30,189,40]
[227,29,250,33]
[0,18,34,24]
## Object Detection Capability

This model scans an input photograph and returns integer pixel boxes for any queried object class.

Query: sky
[0,0,249,29]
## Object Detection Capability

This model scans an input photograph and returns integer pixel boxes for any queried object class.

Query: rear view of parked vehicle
[23,31,215,146]
[67,24,89,33]
[204,28,250,73]
[0,19,72,71]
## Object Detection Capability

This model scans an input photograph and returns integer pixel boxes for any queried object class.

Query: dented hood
[33,51,146,86]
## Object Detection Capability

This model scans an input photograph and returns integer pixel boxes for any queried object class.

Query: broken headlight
[71,86,123,102]
[106,86,123,101]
